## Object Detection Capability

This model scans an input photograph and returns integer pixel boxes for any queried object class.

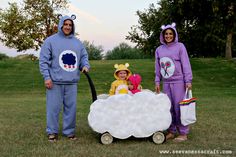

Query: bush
[83,41,103,60]
[0,53,9,60]
[105,43,151,60]
[15,54,38,60]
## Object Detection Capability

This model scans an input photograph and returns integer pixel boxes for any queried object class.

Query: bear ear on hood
[171,22,176,28]
[161,22,176,30]
[71,14,76,20]
[57,14,63,19]
[161,25,166,30]
[114,64,119,69]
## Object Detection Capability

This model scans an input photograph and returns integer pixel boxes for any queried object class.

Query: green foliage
[126,0,236,58]
[83,40,103,60]
[126,1,174,56]
[0,53,9,60]
[105,42,151,60]
[0,59,235,157]
[14,54,38,61]
[0,0,69,52]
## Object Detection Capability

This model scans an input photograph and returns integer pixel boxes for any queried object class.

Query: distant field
[0,58,235,157]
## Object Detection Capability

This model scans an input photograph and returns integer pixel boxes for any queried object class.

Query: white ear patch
[114,64,119,69]
[58,14,62,19]
[161,25,166,30]
[125,63,129,68]
[171,22,176,28]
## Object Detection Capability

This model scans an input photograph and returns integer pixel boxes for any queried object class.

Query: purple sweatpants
[163,83,189,135]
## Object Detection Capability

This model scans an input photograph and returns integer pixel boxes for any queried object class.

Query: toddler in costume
[128,74,142,94]
[109,63,132,95]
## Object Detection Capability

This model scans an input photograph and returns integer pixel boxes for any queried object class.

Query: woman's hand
[155,85,161,93]
[186,83,192,90]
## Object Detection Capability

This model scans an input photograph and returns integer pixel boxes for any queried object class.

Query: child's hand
[155,85,160,93]
[138,85,142,90]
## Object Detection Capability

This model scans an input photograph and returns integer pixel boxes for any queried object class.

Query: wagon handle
[83,72,97,102]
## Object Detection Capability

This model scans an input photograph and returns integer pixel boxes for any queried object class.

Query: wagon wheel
[152,131,165,144]
[100,132,113,145]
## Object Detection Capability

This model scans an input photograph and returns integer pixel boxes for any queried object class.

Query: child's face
[128,81,133,90]
[117,70,127,80]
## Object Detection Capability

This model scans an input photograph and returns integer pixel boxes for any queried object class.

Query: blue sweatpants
[46,84,77,136]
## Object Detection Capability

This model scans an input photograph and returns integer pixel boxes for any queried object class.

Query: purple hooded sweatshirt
[155,23,192,85]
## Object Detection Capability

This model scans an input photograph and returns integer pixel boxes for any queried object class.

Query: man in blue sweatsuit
[39,15,90,142]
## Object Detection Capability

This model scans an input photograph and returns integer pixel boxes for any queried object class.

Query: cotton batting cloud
[88,90,172,139]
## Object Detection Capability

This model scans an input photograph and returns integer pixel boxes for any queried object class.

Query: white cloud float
[88,90,172,139]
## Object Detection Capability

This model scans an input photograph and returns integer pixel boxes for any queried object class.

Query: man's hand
[45,79,53,89]
[82,66,89,73]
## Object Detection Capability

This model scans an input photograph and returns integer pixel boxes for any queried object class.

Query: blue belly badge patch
[59,50,77,72]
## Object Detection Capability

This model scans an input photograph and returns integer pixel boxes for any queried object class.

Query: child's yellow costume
[109,63,132,95]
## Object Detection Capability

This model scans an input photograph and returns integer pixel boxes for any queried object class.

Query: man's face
[62,20,73,36]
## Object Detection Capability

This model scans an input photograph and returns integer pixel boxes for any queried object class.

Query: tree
[0,0,68,52]
[126,0,236,58]
[173,0,235,59]
[212,1,235,59]
[126,1,173,56]
[83,40,103,60]
[105,42,148,60]
[126,0,180,56]
[0,53,9,60]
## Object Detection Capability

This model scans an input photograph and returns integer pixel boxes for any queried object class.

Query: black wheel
[100,132,113,145]
[152,131,165,144]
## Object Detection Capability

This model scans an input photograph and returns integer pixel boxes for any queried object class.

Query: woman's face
[164,29,174,43]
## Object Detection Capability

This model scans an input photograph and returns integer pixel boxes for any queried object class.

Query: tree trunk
[225,2,234,60]
[225,31,232,60]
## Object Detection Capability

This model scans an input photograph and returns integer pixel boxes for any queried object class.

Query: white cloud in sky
[68,3,102,25]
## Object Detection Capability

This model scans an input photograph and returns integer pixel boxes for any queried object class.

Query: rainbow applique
[179,97,197,106]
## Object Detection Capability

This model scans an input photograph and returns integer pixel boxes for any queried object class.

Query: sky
[0,0,159,57]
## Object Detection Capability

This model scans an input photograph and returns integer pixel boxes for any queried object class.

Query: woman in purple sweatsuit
[155,23,193,142]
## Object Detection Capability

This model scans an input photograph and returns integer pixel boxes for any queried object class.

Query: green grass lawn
[0,58,235,157]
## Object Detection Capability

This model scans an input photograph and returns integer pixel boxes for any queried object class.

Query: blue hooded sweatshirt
[39,15,90,84]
